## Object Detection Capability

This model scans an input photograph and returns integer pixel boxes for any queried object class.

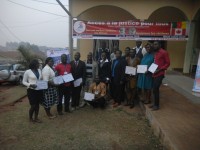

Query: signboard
[46,48,70,67]
[192,52,200,93]
[72,20,189,40]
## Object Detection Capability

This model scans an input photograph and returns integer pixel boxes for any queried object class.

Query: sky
[0,0,69,48]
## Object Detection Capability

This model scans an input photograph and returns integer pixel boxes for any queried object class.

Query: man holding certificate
[80,52,98,108]
[71,52,86,110]
[55,54,72,115]
[111,50,127,107]
[150,41,170,111]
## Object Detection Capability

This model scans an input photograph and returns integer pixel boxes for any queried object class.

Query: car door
[14,64,26,77]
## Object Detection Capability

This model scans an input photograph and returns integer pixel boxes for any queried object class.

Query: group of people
[22,40,170,123]
[110,40,170,111]
[23,52,86,123]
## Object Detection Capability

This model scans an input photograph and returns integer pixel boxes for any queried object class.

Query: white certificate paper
[84,92,95,101]
[137,65,148,73]
[148,63,158,73]
[36,80,48,90]
[62,73,74,83]
[53,76,64,85]
[74,78,83,87]
[125,66,136,75]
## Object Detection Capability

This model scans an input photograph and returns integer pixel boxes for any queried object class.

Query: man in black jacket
[70,52,86,110]
[98,51,111,84]
[111,50,127,107]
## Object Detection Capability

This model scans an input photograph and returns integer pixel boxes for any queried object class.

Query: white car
[0,64,26,85]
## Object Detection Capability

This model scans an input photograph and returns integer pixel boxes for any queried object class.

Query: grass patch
[0,98,163,150]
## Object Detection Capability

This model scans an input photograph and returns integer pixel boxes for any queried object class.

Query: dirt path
[0,97,162,150]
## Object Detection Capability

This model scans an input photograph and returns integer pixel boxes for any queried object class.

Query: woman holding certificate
[137,43,154,104]
[87,77,107,108]
[42,57,58,119]
[23,59,43,123]
[125,49,140,108]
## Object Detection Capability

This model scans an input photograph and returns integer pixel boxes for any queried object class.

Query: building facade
[69,0,200,74]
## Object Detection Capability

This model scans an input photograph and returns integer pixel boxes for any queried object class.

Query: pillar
[183,21,196,73]
[69,0,73,57]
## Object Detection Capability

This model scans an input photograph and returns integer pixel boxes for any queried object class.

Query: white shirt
[22,69,42,89]
[75,60,79,66]
[42,65,55,81]
[110,53,116,61]
[100,59,109,63]
[133,45,147,56]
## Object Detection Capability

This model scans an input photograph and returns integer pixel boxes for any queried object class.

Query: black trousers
[110,77,125,102]
[27,89,42,120]
[72,85,82,107]
[58,85,71,112]
[113,83,125,104]
[110,78,114,98]
[27,89,43,105]
[88,97,106,108]
[153,75,164,107]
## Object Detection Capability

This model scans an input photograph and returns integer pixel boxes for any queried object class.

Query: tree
[17,45,45,68]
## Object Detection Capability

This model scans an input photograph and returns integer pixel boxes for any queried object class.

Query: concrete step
[142,85,200,150]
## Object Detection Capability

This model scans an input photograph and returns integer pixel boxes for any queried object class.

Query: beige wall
[119,41,134,52]
[78,39,93,61]
[194,1,200,19]
[78,5,135,21]
[71,0,198,20]
[167,41,186,69]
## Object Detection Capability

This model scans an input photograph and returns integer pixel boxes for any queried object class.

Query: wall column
[69,0,73,57]
[183,21,196,73]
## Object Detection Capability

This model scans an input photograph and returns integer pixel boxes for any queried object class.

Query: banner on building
[46,48,70,67]
[72,20,189,40]
[192,52,200,93]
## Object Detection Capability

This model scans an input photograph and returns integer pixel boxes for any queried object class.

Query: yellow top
[89,82,106,97]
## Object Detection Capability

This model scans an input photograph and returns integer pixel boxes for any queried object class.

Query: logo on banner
[128,27,136,35]
[175,28,183,35]
[74,21,86,33]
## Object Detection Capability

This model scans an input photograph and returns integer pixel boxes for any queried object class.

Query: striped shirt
[85,61,93,78]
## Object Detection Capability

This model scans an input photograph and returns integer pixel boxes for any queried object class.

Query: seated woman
[87,77,107,109]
